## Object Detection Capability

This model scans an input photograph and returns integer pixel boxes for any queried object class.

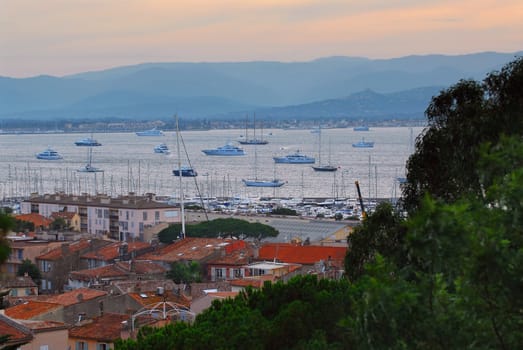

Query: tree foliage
[0,213,13,264]
[17,259,42,282]
[403,57,523,213]
[158,218,278,243]
[166,261,202,284]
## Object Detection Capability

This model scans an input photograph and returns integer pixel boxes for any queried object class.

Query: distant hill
[0,51,520,122]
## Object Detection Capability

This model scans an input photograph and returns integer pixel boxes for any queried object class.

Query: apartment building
[20,192,181,241]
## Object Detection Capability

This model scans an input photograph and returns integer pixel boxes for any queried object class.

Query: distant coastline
[0,118,426,135]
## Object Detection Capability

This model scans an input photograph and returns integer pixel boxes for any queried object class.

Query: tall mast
[175,115,185,239]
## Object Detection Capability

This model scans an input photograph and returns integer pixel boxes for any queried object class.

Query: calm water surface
[0,127,423,200]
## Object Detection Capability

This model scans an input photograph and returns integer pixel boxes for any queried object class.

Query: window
[155,211,160,221]
[97,344,108,350]
[143,211,148,221]
[41,260,52,272]
[40,345,49,350]
[17,249,23,260]
[216,268,223,278]
[76,341,88,350]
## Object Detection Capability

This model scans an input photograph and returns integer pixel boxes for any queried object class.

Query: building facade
[20,192,181,241]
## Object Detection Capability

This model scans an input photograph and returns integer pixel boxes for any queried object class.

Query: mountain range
[0,51,521,122]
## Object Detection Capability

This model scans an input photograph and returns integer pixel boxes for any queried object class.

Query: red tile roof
[40,288,107,306]
[69,260,166,281]
[258,243,347,267]
[140,237,232,263]
[207,247,255,266]
[17,319,69,332]
[50,211,77,220]
[14,213,53,228]
[36,239,91,260]
[128,289,190,308]
[0,314,33,346]
[81,241,151,261]
[69,313,129,342]
[4,301,62,320]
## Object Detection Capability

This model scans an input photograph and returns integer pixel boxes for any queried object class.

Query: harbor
[0,126,419,213]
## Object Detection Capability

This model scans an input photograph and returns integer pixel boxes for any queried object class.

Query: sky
[1,0,522,78]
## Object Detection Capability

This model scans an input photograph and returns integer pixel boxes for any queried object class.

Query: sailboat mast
[175,115,186,239]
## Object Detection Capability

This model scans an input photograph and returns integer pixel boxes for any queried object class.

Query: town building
[257,243,347,278]
[2,275,38,298]
[35,239,111,293]
[67,260,167,290]
[1,237,62,279]
[20,192,181,241]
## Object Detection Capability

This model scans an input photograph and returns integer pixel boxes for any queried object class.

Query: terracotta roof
[4,301,61,320]
[69,313,129,342]
[81,241,151,261]
[14,213,53,228]
[140,237,232,263]
[0,314,33,346]
[258,243,347,266]
[3,276,37,288]
[207,247,255,266]
[36,239,91,260]
[17,319,69,333]
[69,260,166,281]
[206,291,239,299]
[229,276,273,289]
[128,289,190,308]
[50,211,77,220]
[41,288,107,306]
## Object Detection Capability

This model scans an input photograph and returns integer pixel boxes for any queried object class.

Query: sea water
[0,126,423,201]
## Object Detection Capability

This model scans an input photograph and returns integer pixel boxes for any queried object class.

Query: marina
[0,126,421,204]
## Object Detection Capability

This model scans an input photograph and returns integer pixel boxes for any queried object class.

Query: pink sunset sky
[1,0,522,77]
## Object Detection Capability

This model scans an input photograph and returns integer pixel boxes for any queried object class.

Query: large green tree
[158,218,278,243]
[403,57,523,213]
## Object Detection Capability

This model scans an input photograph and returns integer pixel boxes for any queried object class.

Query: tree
[166,261,202,284]
[344,202,407,282]
[403,57,523,213]
[17,259,42,282]
[0,213,14,264]
[158,218,278,243]
[50,217,67,231]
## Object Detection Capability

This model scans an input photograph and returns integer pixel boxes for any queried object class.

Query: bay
[0,127,423,201]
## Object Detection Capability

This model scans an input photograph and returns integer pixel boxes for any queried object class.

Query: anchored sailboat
[312,126,338,172]
[242,143,285,187]
[239,113,268,145]
[77,147,103,173]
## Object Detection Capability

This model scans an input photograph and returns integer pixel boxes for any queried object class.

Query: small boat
[154,143,170,154]
[74,137,101,146]
[136,128,164,136]
[36,147,63,160]
[273,150,315,164]
[173,166,198,177]
[242,179,285,187]
[352,138,374,148]
[312,165,338,172]
[77,164,103,173]
[202,143,245,156]
[77,147,103,172]
[353,126,370,131]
